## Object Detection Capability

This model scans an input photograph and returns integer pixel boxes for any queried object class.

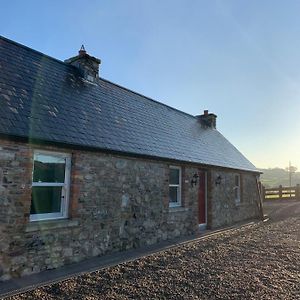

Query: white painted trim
[33,149,71,158]
[234,174,241,204]
[32,182,64,187]
[30,213,66,222]
[30,150,71,222]
[169,166,182,207]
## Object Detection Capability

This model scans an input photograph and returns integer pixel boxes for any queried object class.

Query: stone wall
[0,142,32,281]
[0,138,260,281]
[0,139,199,281]
[207,170,260,229]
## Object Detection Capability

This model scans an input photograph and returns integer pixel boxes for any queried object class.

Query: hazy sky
[2,0,300,169]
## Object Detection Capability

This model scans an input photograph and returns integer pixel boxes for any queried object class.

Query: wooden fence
[262,184,300,201]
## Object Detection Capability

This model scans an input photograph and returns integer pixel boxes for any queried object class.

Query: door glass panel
[30,186,62,214]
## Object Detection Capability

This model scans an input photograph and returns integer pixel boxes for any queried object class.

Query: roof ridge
[1,35,198,121]
[0,35,70,67]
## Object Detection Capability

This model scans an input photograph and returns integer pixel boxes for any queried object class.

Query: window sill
[26,219,79,233]
[168,206,189,213]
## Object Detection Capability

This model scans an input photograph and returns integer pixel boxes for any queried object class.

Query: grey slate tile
[0,35,257,172]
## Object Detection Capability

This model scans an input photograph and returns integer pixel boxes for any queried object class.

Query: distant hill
[259,168,300,188]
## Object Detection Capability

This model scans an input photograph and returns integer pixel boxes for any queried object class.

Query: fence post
[262,185,265,201]
[296,184,300,201]
[279,185,282,199]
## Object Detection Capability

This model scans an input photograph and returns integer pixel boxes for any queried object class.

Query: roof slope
[0,36,257,172]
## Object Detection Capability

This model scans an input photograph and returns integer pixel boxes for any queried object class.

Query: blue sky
[2,0,300,169]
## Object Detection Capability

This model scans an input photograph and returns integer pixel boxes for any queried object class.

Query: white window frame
[30,150,71,222]
[234,174,241,204]
[169,166,182,208]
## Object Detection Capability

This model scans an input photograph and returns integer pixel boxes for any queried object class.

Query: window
[30,151,71,221]
[234,174,241,204]
[169,166,182,207]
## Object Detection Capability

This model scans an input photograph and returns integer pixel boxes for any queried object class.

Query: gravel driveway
[6,200,300,300]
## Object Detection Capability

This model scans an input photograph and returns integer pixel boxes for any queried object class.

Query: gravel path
[6,201,300,299]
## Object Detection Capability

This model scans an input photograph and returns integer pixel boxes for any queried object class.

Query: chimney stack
[197,110,217,129]
[65,45,101,83]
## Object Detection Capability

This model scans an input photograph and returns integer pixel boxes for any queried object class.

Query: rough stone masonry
[0,138,260,281]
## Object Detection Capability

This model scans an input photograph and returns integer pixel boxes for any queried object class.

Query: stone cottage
[0,35,262,281]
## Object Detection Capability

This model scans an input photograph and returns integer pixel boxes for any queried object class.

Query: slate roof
[0,36,258,172]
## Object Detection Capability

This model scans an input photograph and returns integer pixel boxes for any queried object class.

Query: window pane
[30,186,62,214]
[235,188,240,200]
[169,186,178,203]
[169,168,180,185]
[235,175,240,186]
[33,154,66,183]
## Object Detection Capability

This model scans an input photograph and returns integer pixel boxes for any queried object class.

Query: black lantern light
[215,175,222,185]
[191,173,199,187]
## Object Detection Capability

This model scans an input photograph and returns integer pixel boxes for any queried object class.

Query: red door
[198,170,206,224]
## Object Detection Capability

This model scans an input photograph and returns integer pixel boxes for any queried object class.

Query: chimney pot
[78,45,86,57]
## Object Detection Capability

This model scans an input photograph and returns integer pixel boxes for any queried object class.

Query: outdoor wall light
[215,175,222,185]
[191,173,199,187]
